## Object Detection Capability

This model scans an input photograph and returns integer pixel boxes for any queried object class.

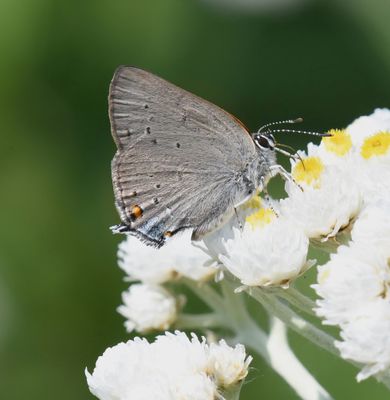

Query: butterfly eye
[256,135,274,149]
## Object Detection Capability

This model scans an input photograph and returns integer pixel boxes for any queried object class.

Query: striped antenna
[268,128,330,138]
[258,117,303,133]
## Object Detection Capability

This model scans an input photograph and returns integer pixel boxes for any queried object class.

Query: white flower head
[359,130,390,165]
[86,338,151,400]
[86,331,251,399]
[118,230,216,284]
[346,108,390,147]
[281,162,362,240]
[117,283,178,333]
[208,340,252,387]
[314,242,390,380]
[335,300,390,381]
[351,201,390,251]
[319,129,353,161]
[218,208,309,287]
[314,244,389,326]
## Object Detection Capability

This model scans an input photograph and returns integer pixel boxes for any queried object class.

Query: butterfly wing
[110,66,257,247]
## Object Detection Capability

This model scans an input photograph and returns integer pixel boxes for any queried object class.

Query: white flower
[218,209,309,287]
[118,230,216,284]
[86,338,151,400]
[117,284,177,333]
[86,331,252,400]
[208,340,252,387]
[351,201,390,251]
[314,245,389,326]
[359,131,390,164]
[318,129,353,161]
[346,108,390,147]
[336,300,390,381]
[314,242,390,380]
[280,165,362,240]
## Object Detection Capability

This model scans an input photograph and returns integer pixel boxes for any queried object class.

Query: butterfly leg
[260,175,279,216]
[269,164,303,191]
[234,207,243,232]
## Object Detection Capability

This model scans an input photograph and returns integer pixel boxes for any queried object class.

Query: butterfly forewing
[109,66,257,246]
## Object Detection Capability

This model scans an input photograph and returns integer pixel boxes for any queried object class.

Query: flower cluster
[206,108,390,381]
[86,331,252,400]
[309,109,390,380]
[90,108,390,399]
[117,230,217,333]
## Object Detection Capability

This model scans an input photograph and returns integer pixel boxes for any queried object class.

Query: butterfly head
[253,118,330,162]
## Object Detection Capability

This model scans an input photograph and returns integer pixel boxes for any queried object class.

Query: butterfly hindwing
[110,66,257,246]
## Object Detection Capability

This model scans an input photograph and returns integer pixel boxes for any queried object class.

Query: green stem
[182,278,226,314]
[248,286,339,357]
[175,312,228,330]
[269,317,332,400]
[219,280,269,359]
[269,286,317,316]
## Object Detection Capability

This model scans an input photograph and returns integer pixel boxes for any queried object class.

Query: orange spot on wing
[130,205,143,220]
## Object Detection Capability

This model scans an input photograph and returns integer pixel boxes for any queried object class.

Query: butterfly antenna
[258,117,303,133]
[269,128,331,138]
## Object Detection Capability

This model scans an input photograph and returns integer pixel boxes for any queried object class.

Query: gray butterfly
[109,66,323,247]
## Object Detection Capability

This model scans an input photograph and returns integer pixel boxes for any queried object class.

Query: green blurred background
[1,0,390,398]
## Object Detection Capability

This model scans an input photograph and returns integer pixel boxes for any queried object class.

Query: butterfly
[109,66,325,247]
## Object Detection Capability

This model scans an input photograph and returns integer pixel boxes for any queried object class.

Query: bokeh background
[1,0,390,398]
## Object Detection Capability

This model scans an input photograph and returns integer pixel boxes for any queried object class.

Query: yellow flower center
[242,194,262,210]
[361,131,390,159]
[322,129,352,156]
[246,208,276,229]
[292,156,324,187]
